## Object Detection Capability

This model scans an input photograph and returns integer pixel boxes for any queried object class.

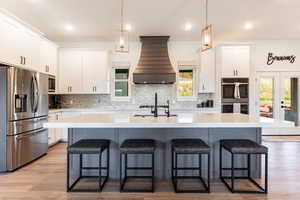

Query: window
[114,68,129,97]
[178,69,195,98]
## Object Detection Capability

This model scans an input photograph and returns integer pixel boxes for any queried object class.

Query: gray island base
[68,127,262,179]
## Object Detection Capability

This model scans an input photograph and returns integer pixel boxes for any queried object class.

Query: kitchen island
[44,113,293,179]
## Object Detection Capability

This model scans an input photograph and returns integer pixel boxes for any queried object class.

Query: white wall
[254,40,300,72]
[252,40,300,135]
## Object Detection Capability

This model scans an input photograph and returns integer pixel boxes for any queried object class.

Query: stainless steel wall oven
[222,78,249,114]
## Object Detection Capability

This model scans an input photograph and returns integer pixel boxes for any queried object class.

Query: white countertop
[44,113,294,128]
[49,108,221,114]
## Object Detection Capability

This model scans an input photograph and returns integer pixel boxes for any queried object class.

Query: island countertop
[44,113,294,128]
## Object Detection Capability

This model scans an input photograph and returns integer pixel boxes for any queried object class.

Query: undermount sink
[134,114,177,118]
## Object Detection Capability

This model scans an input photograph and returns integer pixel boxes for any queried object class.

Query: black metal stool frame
[120,152,155,193]
[171,150,210,193]
[220,144,268,194]
[67,147,110,192]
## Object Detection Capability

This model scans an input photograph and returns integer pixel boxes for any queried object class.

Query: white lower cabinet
[48,113,61,146]
[60,112,82,142]
[48,111,81,145]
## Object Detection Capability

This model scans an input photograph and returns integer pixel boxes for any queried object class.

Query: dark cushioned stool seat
[120,139,156,153]
[68,139,110,153]
[172,139,210,153]
[221,139,268,154]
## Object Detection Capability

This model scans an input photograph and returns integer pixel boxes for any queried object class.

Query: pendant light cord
[121,0,124,32]
[205,0,208,26]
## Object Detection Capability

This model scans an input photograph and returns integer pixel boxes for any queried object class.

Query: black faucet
[152,93,158,117]
[139,93,171,117]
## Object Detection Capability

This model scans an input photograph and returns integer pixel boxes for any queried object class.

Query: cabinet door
[48,44,58,76]
[0,19,22,66]
[235,46,250,77]
[60,112,81,142]
[221,46,236,77]
[82,51,110,94]
[48,113,57,146]
[59,50,83,93]
[18,30,40,71]
[54,113,62,143]
[40,40,47,73]
[199,49,215,93]
[40,40,57,75]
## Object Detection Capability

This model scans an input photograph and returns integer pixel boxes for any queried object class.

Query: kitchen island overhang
[44,113,293,129]
[44,113,293,179]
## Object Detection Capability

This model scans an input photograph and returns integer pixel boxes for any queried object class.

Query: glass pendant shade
[115,0,129,53]
[116,30,129,53]
[201,24,212,52]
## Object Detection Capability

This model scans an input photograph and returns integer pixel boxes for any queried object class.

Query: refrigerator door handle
[33,75,40,113]
[16,128,47,139]
[30,76,35,113]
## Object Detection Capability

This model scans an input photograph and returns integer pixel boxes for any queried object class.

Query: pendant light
[115,0,129,53]
[201,0,212,52]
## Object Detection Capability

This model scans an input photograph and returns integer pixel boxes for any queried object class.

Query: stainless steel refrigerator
[0,66,48,172]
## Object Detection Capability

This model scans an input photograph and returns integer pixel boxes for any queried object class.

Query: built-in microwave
[222,78,249,103]
[48,75,56,93]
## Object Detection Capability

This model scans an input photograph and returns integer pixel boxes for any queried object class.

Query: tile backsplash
[58,84,215,110]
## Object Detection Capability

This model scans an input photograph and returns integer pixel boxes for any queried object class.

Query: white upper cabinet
[0,17,41,71]
[199,49,216,93]
[18,30,40,71]
[58,49,110,94]
[59,50,83,93]
[0,19,19,65]
[40,39,58,75]
[82,51,110,94]
[221,46,250,78]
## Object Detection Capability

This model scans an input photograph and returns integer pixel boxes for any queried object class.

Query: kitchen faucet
[139,93,171,117]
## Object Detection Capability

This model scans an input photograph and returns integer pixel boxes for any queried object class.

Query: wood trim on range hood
[133,36,176,84]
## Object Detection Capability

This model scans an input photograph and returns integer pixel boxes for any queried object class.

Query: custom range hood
[133,36,176,84]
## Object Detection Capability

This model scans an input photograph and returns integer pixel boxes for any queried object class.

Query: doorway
[256,72,300,135]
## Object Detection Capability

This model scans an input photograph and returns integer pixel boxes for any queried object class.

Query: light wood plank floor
[1,141,300,200]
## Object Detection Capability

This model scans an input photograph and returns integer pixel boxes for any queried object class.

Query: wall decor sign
[267,52,296,65]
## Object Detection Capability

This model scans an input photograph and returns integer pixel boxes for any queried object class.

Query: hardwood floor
[0,141,300,200]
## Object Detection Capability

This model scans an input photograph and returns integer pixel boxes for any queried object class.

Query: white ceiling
[1,0,299,42]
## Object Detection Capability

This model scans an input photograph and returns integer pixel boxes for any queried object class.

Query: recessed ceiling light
[124,24,132,31]
[27,0,41,3]
[244,23,253,30]
[185,23,192,31]
[65,25,74,31]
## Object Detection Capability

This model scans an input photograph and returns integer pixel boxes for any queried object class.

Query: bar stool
[171,139,210,193]
[120,139,156,192]
[67,139,110,192]
[220,139,268,194]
